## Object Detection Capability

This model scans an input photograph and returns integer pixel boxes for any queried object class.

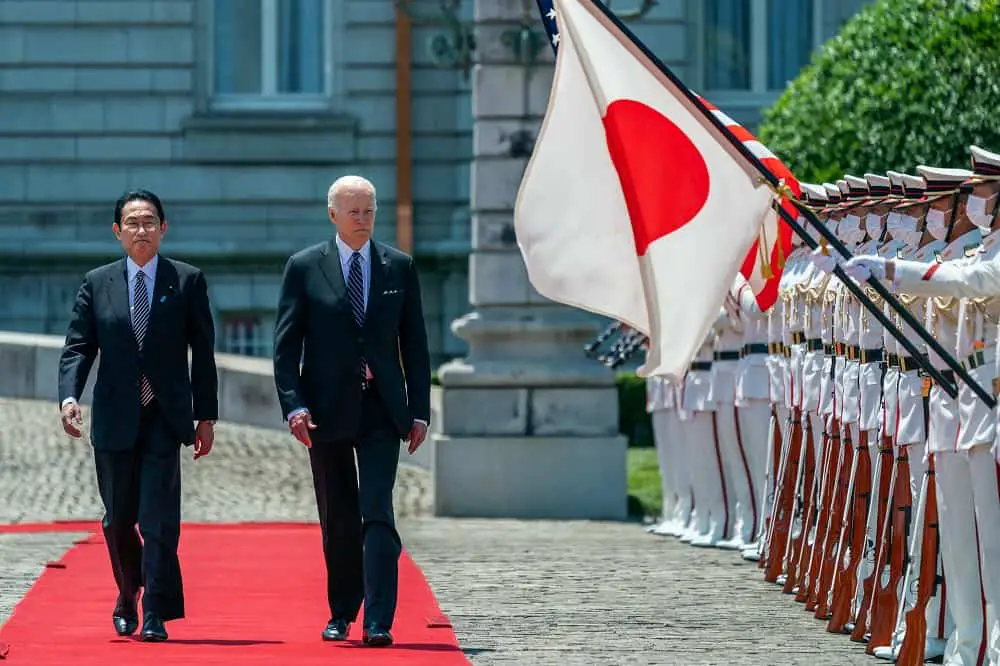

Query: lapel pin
[159,295,167,303]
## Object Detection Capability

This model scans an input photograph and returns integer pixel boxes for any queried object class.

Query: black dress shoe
[112,591,139,636]
[362,624,393,647]
[321,619,350,641]
[140,615,168,642]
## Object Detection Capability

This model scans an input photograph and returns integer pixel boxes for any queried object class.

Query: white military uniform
[889,189,1000,665]
[708,300,757,549]
[763,240,812,574]
[876,217,952,661]
[648,373,693,537]
[682,327,728,546]
[731,273,773,558]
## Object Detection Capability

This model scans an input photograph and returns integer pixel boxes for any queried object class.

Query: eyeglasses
[120,218,161,231]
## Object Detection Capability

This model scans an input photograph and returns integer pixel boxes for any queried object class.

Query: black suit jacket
[273,239,431,441]
[58,256,219,451]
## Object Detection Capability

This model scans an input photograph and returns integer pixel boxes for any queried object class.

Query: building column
[429,0,627,519]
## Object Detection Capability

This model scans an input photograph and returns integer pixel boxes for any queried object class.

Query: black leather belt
[690,361,712,372]
[963,348,993,370]
[742,343,768,356]
[806,338,823,351]
[860,348,883,364]
[791,332,806,345]
[887,353,900,368]
[845,344,862,361]
[767,342,784,355]
[824,344,835,355]
[714,351,741,362]
[899,355,924,373]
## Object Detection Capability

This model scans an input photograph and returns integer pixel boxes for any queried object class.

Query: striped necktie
[347,252,370,387]
[133,271,154,406]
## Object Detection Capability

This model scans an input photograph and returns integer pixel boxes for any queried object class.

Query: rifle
[895,457,939,666]
[797,417,837,603]
[764,408,802,582]
[851,432,895,641]
[812,420,850,618]
[782,417,817,594]
[828,428,872,632]
[865,447,912,653]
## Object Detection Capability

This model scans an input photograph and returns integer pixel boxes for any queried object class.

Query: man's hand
[194,421,215,460]
[406,421,428,455]
[60,401,83,439]
[289,410,317,448]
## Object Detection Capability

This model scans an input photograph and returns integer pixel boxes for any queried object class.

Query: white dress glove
[809,246,840,275]
[842,256,886,283]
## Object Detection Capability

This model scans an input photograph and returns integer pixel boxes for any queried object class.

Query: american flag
[532,0,798,310]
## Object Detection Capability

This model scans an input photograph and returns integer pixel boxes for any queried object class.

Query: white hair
[327,175,377,213]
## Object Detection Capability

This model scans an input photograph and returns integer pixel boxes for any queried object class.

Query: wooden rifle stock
[866,448,911,654]
[765,408,802,582]
[759,405,784,570]
[783,417,817,594]
[828,430,871,633]
[896,457,938,666]
[814,425,853,619]
[851,434,895,641]
[800,422,837,605]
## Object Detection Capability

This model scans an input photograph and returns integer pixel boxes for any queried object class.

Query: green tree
[758,0,1000,184]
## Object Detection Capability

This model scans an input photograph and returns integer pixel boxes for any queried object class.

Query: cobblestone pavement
[0,397,431,524]
[402,519,878,666]
[3,397,877,664]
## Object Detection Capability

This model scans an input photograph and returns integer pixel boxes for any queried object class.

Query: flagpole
[572,0,992,407]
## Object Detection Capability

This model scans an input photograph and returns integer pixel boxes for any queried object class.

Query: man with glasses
[58,189,219,642]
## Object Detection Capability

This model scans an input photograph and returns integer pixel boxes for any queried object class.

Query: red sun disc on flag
[602,98,710,256]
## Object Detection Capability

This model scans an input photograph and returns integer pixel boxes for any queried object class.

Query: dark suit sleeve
[58,276,99,405]
[186,270,219,421]
[273,254,306,420]
[399,257,431,423]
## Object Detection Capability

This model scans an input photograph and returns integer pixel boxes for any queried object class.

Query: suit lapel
[319,240,350,312]
[105,258,136,348]
[365,242,388,329]
[147,258,176,338]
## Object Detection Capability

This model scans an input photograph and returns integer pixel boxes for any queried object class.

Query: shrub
[759,0,1000,183]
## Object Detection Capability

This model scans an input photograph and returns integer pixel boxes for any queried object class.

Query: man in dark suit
[58,189,218,642]
[273,175,431,647]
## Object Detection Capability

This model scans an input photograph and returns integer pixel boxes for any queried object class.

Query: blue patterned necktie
[133,271,154,405]
[347,252,369,386]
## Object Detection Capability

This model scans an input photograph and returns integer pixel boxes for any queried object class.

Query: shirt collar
[335,233,371,266]
[126,254,158,282]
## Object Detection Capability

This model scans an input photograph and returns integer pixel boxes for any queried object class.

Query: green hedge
[431,371,652,447]
[617,372,652,448]
[759,0,1000,183]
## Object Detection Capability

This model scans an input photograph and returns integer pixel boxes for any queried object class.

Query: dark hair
[114,189,165,225]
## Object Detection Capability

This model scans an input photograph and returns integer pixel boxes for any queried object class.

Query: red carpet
[0,523,469,665]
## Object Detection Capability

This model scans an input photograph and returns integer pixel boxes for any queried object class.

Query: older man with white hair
[273,175,432,648]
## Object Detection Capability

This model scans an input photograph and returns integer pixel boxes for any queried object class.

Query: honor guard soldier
[729,268,776,560]
[710,284,759,549]
[846,152,1000,665]
[681,326,728,547]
